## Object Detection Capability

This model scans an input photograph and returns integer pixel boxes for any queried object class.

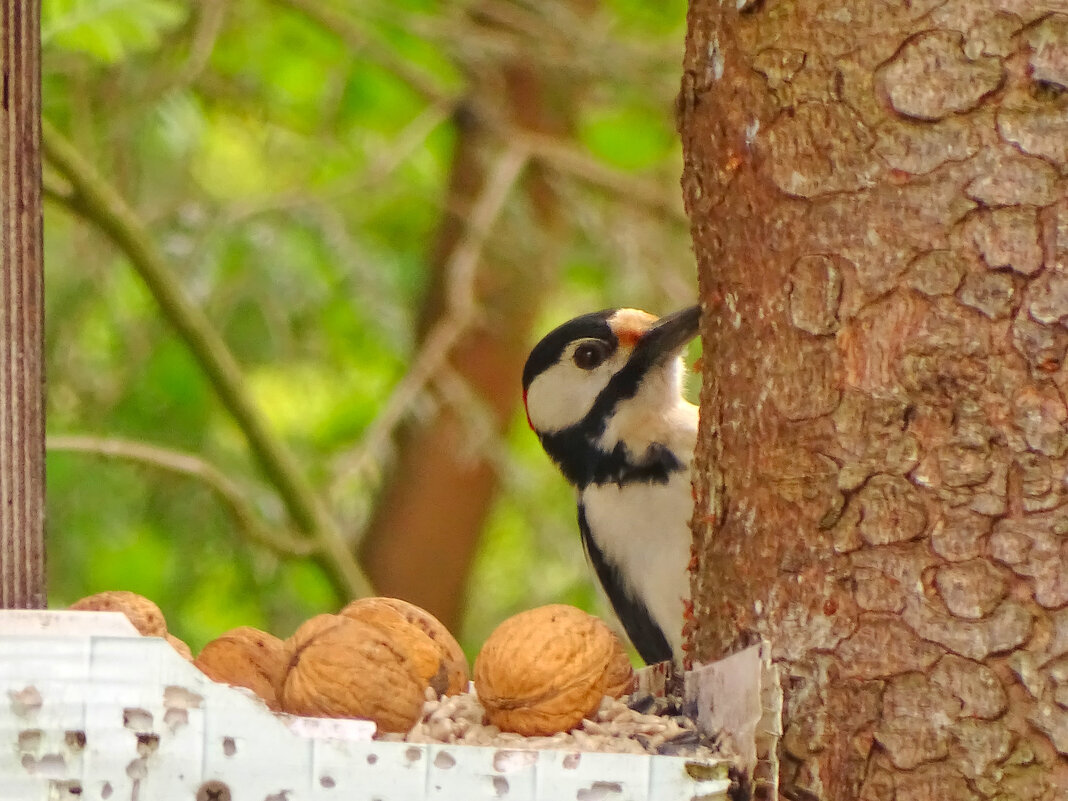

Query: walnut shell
[194,627,288,710]
[69,591,166,637]
[341,597,468,694]
[474,604,634,736]
[166,633,194,661]
[280,613,446,732]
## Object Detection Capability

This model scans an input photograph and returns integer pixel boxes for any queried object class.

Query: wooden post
[0,1,45,608]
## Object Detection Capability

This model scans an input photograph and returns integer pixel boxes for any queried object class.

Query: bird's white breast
[581,464,694,657]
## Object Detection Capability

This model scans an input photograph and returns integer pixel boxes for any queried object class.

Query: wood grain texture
[0,0,45,608]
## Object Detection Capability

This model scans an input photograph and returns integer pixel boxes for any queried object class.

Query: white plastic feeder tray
[0,611,737,801]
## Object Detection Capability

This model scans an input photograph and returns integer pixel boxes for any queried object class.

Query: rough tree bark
[680,1,1068,799]
[0,0,45,609]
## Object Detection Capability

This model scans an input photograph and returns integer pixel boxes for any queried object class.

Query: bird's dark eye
[573,341,609,370]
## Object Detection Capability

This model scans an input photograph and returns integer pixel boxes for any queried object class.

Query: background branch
[353,0,597,625]
[40,119,372,601]
[48,436,317,557]
[334,144,530,488]
[271,0,455,106]
[37,0,693,646]
[517,130,688,224]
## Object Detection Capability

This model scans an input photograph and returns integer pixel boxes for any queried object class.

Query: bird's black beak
[633,304,701,364]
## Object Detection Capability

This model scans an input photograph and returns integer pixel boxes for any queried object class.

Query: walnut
[280,613,448,732]
[166,633,194,661]
[194,627,288,710]
[69,590,166,637]
[341,597,468,694]
[474,605,634,736]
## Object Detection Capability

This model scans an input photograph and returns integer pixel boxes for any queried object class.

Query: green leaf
[43,0,187,63]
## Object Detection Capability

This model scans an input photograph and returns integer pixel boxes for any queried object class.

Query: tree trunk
[680,1,1068,798]
[0,0,45,609]
[359,5,589,629]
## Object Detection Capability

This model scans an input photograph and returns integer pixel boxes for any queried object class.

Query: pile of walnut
[68,592,716,758]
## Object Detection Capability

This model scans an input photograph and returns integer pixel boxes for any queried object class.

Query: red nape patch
[616,327,643,348]
[609,309,657,348]
[522,389,534,430]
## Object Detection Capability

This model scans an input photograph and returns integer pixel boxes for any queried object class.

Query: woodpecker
[522,305,701,664]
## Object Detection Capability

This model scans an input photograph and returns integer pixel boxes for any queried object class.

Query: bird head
[522,305,701,443]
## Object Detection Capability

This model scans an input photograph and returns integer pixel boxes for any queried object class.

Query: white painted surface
[0,611,732,801]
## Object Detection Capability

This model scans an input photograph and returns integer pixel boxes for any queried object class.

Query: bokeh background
[42,0,696,658]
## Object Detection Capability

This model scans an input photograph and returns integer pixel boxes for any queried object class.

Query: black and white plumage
[521,306,700,664]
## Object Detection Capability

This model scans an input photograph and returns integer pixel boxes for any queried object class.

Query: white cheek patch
[524,358,613,433]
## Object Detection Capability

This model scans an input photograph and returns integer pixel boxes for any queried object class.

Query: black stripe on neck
[579,503,672,665]
[538,321,683,488]
[540,430,683,489]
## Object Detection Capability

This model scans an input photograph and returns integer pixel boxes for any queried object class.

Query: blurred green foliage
[43,0,187,62]
[41,0,694,656]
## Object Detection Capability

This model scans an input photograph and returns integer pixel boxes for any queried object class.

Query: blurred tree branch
[213,98,458,231]
[48,436,316,557]
[335,144,530,487]
[171,0,228,90]
[514,130,687,224]
[272,0,454,105]
[272,0,683,225]
[355,1,598,628]
[40,119,373,601]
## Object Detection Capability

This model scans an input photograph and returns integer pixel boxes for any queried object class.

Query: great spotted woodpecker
[522,305,701,664]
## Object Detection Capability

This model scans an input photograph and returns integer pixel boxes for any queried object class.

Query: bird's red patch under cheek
[522,389,534,430]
